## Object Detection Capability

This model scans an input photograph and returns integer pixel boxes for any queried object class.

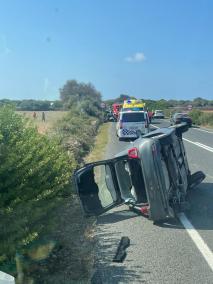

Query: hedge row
[189,110,213,127]
[55,110,101,164]
[0,106,101,282]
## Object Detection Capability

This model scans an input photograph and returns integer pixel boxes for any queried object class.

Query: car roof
[174,112,188,116]
[120,110,146,114]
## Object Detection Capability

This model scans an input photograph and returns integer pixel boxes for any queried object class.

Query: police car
[116,110,150,140]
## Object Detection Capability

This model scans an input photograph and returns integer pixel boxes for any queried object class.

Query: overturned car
[74,124,205,222]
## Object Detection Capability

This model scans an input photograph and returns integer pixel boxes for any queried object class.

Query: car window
[121,112,145,122]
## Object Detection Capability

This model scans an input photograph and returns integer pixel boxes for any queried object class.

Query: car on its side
[153,110,165,119]
[170,113,192,127]
[116,111,150,140]
[74,124,205,222]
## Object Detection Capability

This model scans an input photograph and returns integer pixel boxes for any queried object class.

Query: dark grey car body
[74,124,205,222]
[170,113,192,127]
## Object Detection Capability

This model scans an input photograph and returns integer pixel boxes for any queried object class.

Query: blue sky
[0,0,213,101]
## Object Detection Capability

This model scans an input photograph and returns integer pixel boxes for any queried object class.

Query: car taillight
[128,147,139,159]
[119,122,123,129]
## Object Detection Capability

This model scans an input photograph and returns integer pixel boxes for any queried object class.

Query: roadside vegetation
[0,79,104,283]
[86,123,110,163]
[105,95,213,111]
[189,109,213,127]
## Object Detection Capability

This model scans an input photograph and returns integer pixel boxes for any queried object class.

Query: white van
[153,110,165,119]
[117,111,150,140]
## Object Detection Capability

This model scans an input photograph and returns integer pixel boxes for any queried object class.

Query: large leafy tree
[59,80,102,117]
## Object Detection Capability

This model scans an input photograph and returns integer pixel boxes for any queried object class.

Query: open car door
[74,158,127,216]
[74,154,150,217]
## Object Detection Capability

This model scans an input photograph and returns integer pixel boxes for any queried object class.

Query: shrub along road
[91,120,213,284]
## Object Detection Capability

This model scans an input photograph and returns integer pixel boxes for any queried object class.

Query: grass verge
[85,122,110,163]
[37,122,111,283]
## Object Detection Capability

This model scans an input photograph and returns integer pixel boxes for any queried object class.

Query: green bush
[189,110,202,125]
[56,111,101,163]
[189,110,213,126]
[0,106,75,275]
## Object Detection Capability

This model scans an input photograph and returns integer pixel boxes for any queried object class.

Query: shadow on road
[97,210,138,225]
[91,226,149,284]
[186,182,213,230]
[156,182,213,230]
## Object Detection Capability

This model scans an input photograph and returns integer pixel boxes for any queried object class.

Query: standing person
[33,112,37,119]
[42,111,45,122]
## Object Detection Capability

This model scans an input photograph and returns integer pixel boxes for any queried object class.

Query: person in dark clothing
[33,112,37,119]
[42,111,45,122]
[78,168,103,214]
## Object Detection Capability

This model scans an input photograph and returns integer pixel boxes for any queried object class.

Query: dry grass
[202,109,213,113]
[85,123,110,163]
[17,111,67,134]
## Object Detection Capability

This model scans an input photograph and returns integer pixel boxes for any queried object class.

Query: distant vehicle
[112,103,122,121]
[104,110,115,122]
[74,124,205,222]
[170,113,192,127]
[153,110,165,119]
[116,111,150,140]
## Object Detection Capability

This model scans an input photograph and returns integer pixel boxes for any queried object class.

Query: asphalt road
[91,120,213,284]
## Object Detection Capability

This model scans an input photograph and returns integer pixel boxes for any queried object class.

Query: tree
[60,80,101,104]
[59,79,102,117]
[193,97,208,107]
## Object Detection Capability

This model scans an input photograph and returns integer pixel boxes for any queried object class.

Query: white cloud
[125,52,146,63]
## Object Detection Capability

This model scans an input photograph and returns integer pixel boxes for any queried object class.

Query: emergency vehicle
[122,99,146,111]
[112,103,122,120]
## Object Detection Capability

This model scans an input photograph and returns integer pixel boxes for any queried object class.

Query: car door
[74,156,136,216]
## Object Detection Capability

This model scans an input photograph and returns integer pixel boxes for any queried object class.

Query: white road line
[178,213,213,272]
[183,138,213,153]
[192,128,213,134]
[152,123,213,270]
[151,124,159,129]
[196,142,213,151]
[151,124,213,153]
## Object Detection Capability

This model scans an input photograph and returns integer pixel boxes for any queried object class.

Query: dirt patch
[29,197,96,284]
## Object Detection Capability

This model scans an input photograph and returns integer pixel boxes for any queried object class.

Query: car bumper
[118,129,148,138]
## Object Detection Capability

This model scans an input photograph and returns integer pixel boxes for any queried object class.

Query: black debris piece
[113,236,130,263]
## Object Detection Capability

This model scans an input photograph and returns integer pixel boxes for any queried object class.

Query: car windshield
[175,113,189,118]
[121,112,145,122]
